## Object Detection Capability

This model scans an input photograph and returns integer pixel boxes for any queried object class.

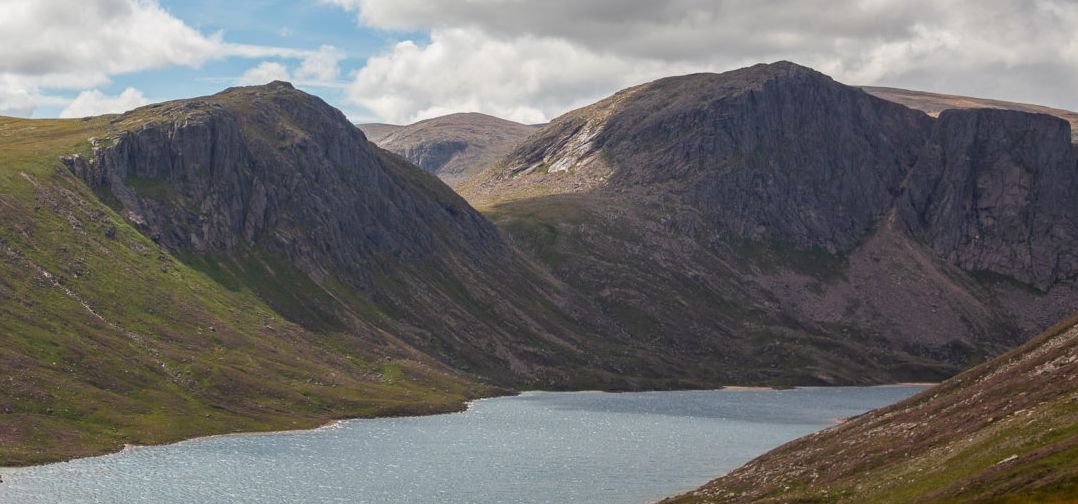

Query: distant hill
[666,312,1078,503]
[355,122,402,143]
[359,112,537,187]
[863,86,1078,143]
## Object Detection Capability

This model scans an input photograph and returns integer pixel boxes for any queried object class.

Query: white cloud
[334,0,1078,122]
[59,88,150,118]
[0,0,332,117]
[296,45,346,81]
[350,29,706,124]
[237,62,292,85]
[235,46,347,89]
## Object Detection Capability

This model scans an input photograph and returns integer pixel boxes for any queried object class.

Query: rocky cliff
[902,108,1078,290]
[63,82,506,292]
[863,85,1078,143]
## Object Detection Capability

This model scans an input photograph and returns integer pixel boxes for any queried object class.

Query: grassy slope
[664,314,1078,503]
[482,193,989,386]
[0,115,490,466]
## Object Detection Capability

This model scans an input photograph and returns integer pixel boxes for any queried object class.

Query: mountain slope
[48,82,665,389]
[863,86,1078,143]
[466,62,1078,384]
[360,112,537,186]
[1,82,693,465]
[665,312,1078,503]
[0,113,488,466]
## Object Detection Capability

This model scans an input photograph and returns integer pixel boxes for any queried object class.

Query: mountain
[0,89,492,465]
[463,61,1078,384]
[665,312,1078,503]
[359,112,537,186]
[0,82,666,465]
[863,86,1078,143]
[7,66,1078,466]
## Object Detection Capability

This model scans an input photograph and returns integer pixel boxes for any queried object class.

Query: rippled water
[0,386,924,504]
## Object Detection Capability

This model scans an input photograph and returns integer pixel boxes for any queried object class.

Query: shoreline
[0,382,935,471]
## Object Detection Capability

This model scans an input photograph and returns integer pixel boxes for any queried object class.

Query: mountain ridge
[467,61,1078,388]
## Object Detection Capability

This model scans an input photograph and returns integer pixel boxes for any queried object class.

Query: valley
[2,60,1077,501]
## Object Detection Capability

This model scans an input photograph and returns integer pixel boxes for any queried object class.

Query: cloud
[350,29,705,124]
[59,88,150,118]
[237,62,292,85]
[296,45,346,82]
[236,45,347,89]
[334,0,1078,122]
[0,0,331,117]
[0,0,221,84]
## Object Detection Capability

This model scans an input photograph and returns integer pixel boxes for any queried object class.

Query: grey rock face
[400,139,468,173]
[64,82,506,290]
[612,64,932,253]
[902,109,1078,289]
[507,62,933,253]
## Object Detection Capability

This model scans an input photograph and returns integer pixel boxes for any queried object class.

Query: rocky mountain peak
[63,83,505,290]
[476,61,931,252]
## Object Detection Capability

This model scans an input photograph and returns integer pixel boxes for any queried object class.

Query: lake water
[0,386,924,504]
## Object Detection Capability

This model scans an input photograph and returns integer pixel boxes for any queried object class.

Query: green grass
[0,115,490,466]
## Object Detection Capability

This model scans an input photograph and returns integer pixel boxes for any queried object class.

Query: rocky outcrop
[902,109,1078,289]
[64,81,506,291]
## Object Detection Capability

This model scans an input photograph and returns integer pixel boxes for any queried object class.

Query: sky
[3,0,1078,124]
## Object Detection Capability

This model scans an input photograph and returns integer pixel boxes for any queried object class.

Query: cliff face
[600,64,932,253]
[863,85,1078,143]
[64,82,505,291]
[902,108,1078,289]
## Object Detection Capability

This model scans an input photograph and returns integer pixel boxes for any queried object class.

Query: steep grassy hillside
[0,114,488,466]
[665,313,1078,503]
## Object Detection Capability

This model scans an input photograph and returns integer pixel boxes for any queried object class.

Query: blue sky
[4,1,1078,124]
[27,0,427,121]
